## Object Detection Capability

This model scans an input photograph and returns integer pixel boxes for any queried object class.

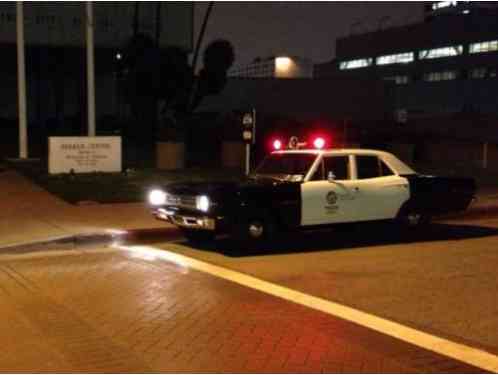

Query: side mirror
[327,171,336,182]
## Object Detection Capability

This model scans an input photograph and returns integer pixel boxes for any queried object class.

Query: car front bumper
[153,208,216,230]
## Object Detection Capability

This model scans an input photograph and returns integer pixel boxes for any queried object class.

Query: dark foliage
[119,33,235,143]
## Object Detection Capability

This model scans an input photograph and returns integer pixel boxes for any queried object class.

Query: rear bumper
[153,208,216,230]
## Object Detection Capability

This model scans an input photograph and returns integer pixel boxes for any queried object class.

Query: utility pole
[86,1,96,137]
[16,2,28,158]
[155,2,162,46]
[191,2,214,74]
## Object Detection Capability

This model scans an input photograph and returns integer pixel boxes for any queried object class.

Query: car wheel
[397,206,431,228]
[182,229,215,243]
[232,211,275,247]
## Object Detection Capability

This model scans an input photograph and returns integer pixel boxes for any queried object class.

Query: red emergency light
[313,137,325,149]
[272,139,283,150]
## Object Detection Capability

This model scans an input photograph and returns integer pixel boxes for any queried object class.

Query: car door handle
[353,187,360,192]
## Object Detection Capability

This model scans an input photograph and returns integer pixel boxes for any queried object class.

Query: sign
[395,109,407,124]
[242,113,254,125]
[241,109,256,144]
[49,136,122,174]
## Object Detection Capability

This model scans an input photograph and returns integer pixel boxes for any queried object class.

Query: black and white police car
[148,136,476,245]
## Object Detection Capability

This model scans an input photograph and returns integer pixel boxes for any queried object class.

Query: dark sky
[194,2,424,66]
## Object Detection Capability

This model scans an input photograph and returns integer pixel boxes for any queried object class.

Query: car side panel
[234,183,302,229]
[401,174,476,215]
[349,175,410,221]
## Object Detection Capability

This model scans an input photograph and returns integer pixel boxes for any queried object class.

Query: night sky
[194,2,424,66]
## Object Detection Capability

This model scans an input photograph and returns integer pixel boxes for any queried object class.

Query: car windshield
[252,153,318,181]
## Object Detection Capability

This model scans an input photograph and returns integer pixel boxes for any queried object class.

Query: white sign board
[49,136,122,174]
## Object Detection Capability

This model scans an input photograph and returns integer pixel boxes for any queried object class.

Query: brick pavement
[0,248,487,373]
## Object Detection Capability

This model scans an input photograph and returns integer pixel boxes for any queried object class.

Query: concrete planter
[221,141,245,169]
[156,142,185,170]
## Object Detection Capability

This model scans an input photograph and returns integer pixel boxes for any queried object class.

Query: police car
[148,136,476,245]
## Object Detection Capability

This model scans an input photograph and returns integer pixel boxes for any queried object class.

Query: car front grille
[166,194,197,210]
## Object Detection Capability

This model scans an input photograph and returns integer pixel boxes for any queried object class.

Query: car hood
[163,176,297,197]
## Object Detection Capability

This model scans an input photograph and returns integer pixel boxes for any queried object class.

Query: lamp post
[16,1,28,158]
[86,1,96,137]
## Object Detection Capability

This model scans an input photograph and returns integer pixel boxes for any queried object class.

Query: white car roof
[272,148,416,175]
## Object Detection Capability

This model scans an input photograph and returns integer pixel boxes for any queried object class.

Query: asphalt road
[0,237,486,373]
[154,215,498,357]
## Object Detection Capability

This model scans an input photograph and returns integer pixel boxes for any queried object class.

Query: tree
[118,3,235,153]
[191,39,235,111]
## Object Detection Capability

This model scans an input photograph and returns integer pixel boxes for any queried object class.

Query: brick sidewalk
[0,248,484,373]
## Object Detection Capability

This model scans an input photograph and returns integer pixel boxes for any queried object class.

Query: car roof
[271,148,416,175]
[272,148,387,156]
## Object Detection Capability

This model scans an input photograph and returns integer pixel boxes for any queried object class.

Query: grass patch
[7,160,244,204]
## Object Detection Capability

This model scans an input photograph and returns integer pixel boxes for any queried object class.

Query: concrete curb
[0,227,182,255]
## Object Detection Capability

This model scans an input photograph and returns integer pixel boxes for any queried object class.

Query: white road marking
[116,244,498,373]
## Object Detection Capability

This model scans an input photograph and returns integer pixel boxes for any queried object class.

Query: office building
[229,56,314,79]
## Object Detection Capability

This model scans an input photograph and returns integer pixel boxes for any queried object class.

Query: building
[424,1,498,21]
[0,2,193,121]
[229,56,314,79]
[314,2,498,119]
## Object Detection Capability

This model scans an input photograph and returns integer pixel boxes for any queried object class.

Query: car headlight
[149,189,167,206]
[196,195,210,212]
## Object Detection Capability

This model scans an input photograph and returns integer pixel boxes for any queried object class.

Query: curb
[0,227,182,255]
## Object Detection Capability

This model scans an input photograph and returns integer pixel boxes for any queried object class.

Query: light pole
[86,1,96,137]
[16,1,28,158]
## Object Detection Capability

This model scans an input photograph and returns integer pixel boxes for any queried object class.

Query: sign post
[242,109,256,175]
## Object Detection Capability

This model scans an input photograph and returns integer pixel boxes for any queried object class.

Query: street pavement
[160,217,498,358]
[0,247,485,373]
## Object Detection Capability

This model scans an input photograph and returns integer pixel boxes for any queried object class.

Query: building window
[432,1,457,10]
[470,68,487,79]
[1,12,15,23]
[469,40,498,54]
[376,52,414,66]
[423,70,457,81]
[419,45,463,59]
[384,75,410,85]
[339,58,373,70]
[36,15,56,26]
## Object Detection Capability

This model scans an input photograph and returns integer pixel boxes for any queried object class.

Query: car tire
[397,205,431,228]
[231,210,276,249]
[182,229,215,243]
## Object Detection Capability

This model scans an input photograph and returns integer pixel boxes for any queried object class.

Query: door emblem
[326,191,337,205]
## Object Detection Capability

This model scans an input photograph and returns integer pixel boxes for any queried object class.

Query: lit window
[339,58,373,70]
[423,71,457,82]
[275,57,292,72]
[470,68,487,79]
[469,40,498,54]
[376,52,414,66]
[432,1,457,10]
[384,76,409,85]
[419,45,463,59]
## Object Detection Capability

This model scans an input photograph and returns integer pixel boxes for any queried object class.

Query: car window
[356,155,394,179]
[311,156,350,180]
[255,153,317,178]
[381,160,395,176]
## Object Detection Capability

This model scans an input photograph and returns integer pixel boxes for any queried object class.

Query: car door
[350,154,410,221]
[301,154,360,226]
